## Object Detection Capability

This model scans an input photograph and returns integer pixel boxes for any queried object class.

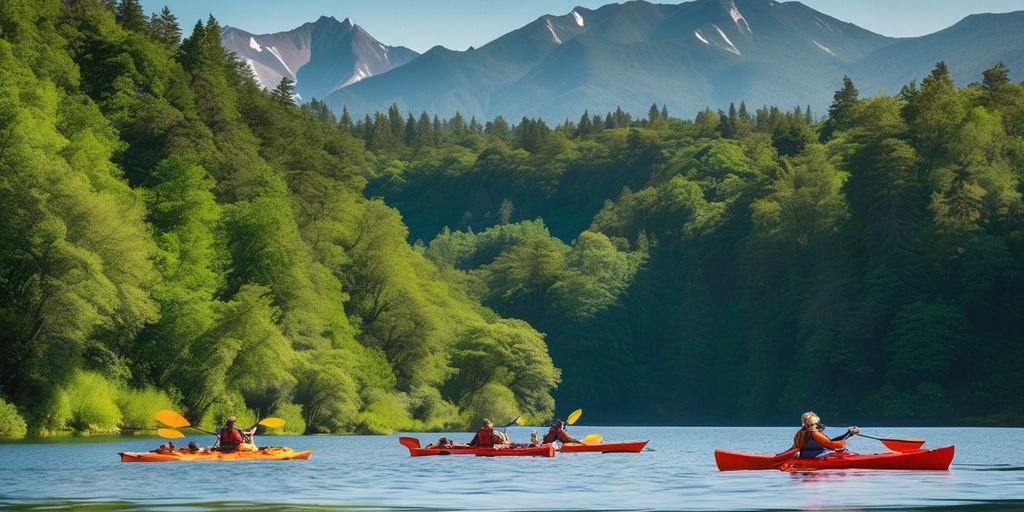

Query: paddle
[154,410,191,429]
[857,433,926,453]
[157,428,185,439]
[155,410,215,435]
[567,408,583,425]
[155,410,285,437]
[579,434,602,445]
[503,416,525,428]
[398,436,421,450]
[768,447,800,469]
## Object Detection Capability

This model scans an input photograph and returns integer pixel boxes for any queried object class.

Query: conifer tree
[271,77,296,107]
[148,6,181,46]
[115,0,147,32]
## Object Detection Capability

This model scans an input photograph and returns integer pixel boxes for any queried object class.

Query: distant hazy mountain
[320,0,1024,120]
[221,16,419,101]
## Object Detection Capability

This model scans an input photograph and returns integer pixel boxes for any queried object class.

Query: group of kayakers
[430,410,858,460]
[431,417,582,450]
[155,409,857,460]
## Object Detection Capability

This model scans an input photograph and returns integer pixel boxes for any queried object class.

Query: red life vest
[219,426,243,447]
[543,426,569,444]
[476,427,496,447]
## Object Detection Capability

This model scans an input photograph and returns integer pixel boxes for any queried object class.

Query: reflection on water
[1,427,1022,511]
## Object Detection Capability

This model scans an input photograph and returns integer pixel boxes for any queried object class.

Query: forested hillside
[0,0,558,437]
[3,1,1023,439]
[361,71,1024,425]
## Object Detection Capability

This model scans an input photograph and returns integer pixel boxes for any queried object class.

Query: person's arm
[811,430,845,450]
[468,432,479,446]
[831,426,859,442]
[558,430,578,443]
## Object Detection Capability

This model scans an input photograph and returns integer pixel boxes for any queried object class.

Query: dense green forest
[0,0,559,437]
[355,70,1024,425]
[2,1,1022,438]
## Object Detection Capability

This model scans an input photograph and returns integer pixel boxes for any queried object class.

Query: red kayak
[399,437,555,457]
[715,446,955,471]
[559,441,649,453]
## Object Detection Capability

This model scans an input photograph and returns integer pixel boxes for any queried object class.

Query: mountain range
[221,16,418,101]
[222,0,1024,120]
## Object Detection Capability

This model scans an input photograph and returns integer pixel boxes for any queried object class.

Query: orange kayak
[399,437,555,457]
[120,447,313,463]
[715,446,954,471]
[559,441,649,453]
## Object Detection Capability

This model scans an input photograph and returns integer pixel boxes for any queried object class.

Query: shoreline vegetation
[2,1,1023,439]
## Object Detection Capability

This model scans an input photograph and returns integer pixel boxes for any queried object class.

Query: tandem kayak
[714,445,955,471]
[120,447,313,463]
[399,437,555,457]
[559,441,649,453]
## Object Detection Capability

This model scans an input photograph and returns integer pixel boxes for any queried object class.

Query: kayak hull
[399,437,555,457]
[120,447,313,463]
[560,441,649,453]
[715,445,955,471]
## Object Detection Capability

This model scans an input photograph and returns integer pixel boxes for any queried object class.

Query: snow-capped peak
[729,1,752,34]
[571,10,585,27]
[249,36,262,52]
[546,18,563,44]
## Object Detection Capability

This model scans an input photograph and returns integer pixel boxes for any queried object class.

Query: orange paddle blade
[157,428,185,439]
[154,410,190,428]
[398,437,421,449]
[881,438,926,452]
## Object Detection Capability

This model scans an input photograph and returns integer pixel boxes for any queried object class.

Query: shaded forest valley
[2,1,1022,437]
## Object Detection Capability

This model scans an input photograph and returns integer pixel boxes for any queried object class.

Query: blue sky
[142,0,1024,53]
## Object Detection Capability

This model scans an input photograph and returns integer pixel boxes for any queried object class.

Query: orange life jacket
[219,426,243,448]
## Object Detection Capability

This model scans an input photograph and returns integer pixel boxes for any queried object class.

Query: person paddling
[213,417,257,452]
[542,419,581,445]
[467,418,505,447]
[791,411,859,459]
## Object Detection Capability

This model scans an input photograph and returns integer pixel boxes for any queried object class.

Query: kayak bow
[399,437,555,457]
[120,447,312,463]
[559,441,649,453]
[714,445,954,471]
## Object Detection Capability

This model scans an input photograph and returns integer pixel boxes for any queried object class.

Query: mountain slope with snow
[221,16,419,101]
[320,0,1023,120]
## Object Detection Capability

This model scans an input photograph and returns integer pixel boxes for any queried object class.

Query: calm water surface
[1,427,1022,511]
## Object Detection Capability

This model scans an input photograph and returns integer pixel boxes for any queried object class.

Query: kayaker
[791,411,860,458]
[530,431,541,445]
[467,418,504,447]
[542,419,580,444]
[214,417,245,451]
[187,441,200,453]
[427,436,455,449]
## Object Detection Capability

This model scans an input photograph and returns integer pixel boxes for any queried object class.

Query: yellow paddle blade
[580,434,602,445]
[567,408,583,425]
[155,410,191,428]
[258,417,286,429]
[157,428,185,439]
[515,416,526,426]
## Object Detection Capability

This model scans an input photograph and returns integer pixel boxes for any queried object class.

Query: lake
[1,426,1022,511]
